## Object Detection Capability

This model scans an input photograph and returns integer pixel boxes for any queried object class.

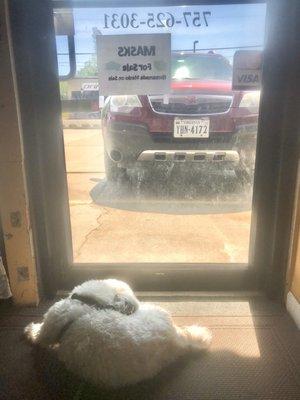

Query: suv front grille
[149,95,232,115]
[151,132,234,144]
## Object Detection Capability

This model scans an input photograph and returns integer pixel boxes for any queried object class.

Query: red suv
[101,51,260,182]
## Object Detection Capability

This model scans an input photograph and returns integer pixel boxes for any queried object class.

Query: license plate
[174,118,210,138]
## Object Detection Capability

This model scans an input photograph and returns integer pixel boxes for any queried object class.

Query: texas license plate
[174,118,210,138]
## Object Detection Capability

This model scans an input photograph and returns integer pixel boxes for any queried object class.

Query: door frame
[8,0,300,297]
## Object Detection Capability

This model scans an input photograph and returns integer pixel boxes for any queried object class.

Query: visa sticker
[232,50,262,90]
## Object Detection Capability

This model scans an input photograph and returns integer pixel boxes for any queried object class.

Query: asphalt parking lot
[64,124,253,264]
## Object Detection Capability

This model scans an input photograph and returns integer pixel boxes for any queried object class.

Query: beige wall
[0,0,39,305]
[291,235,300,301]
[287,160,300,302]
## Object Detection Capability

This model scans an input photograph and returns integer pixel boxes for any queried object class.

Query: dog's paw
[180,325,212,350]
[24,322,42,344]
[192,326,212,349]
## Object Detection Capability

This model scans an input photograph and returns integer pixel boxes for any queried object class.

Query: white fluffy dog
[25,279,212,388]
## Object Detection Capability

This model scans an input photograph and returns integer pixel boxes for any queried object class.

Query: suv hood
[148,80,234,115]
[171,79,232,95]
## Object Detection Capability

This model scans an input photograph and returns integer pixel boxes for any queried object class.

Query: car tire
[104,152,127,182]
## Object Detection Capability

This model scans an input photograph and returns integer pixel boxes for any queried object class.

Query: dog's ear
[114,293,138,315]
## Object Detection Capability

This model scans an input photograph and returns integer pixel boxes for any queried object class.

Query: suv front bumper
[137,149,239,164]
[102,120,256,169]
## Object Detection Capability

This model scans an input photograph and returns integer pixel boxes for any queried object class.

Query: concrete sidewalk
[64,128,252,264]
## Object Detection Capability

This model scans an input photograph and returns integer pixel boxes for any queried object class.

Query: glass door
[10,0,276,292]
[54,1,266,285]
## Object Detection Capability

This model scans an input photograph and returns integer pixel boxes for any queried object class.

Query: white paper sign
[97,34,171,95]
[232,50,262,90]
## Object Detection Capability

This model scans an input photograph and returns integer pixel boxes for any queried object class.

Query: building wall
[289,164,300,301]
[61,77,98,99]
[0,0,39,305]
[286,159,300,328]
[291,234,300,301]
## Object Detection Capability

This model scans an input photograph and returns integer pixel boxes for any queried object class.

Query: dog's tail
[24,322,43,345]
[176,325,212,351]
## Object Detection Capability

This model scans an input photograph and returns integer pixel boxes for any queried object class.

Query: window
[55,2,266,266]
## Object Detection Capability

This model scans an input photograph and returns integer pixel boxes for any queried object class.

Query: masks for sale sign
[97,33,171,95]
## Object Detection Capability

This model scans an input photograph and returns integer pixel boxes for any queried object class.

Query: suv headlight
[110,95,142,113]
[239,91,261,113]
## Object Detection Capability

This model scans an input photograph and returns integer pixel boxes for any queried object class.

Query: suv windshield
[172,54,232,81]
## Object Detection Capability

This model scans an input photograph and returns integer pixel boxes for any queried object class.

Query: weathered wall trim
[0,0,39,305]
[286,159,300,302]
[286,291,300,329]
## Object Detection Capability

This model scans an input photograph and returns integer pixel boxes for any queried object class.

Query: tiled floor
[0,295,299,400]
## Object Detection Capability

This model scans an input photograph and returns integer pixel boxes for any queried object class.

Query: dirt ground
[64,126,252,263]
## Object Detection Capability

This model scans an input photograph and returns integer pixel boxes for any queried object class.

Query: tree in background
[77,56,97,77]
[59,81,69,99]
[77,27,100,77]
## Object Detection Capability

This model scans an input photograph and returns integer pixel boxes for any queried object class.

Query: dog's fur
[24,279,212,388]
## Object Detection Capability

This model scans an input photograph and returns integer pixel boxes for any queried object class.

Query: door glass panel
[55,3,266,264]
